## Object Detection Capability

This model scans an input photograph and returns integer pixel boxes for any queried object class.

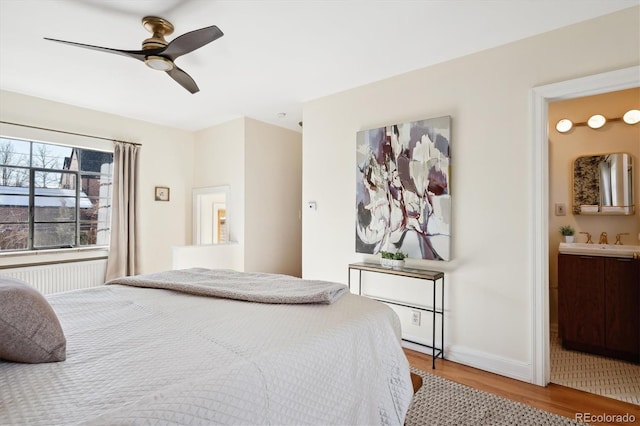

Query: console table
[348,262,445,369]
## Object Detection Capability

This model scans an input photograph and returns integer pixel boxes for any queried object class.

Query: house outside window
[0,137,113,252]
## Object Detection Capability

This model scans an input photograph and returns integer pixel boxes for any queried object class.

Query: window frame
[0,136,114,253]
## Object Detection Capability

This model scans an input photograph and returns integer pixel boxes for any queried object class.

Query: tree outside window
[0,138,113,252]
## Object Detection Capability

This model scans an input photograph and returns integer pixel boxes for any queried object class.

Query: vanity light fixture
[555,119,573,133]
[587,114,606,129]
[623,109,640,125]
[556,109,640,133]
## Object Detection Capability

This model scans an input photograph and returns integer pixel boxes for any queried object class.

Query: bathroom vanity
[558,245,640,363]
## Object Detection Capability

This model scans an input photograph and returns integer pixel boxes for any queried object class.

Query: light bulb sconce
[555,109,640,133]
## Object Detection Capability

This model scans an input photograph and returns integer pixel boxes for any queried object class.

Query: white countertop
[559,242,640,259]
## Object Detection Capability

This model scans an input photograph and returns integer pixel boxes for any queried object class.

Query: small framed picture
[155,186,170,202]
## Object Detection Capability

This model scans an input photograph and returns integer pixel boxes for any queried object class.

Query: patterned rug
[405,368,583,425]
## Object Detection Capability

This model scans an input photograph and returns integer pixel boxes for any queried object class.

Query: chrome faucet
[614,233,629,245]
[598,232,608,244]
[579,232,593,244]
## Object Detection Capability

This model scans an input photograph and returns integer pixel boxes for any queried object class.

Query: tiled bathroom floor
[550,332,640,405]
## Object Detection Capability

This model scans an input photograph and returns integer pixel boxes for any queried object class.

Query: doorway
[530,66,639,388]
[193,185,230,245]
[546,89,640,404]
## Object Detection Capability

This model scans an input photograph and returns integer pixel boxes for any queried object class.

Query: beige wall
[194,117,246,269]
[244,118,302,277]
[302,8,640,381]
[548,87,640,328]
[193,117,302,276]
[0,90,195,274]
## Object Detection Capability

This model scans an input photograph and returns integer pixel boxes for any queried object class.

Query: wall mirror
[193,185,230,244]
[573,152,634,215]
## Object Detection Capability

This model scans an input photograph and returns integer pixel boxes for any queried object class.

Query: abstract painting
[356,116,451,261]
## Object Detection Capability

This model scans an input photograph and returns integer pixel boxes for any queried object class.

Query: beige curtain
[105,142,140,281]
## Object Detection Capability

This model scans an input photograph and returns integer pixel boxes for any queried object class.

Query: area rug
[405,367,584,425]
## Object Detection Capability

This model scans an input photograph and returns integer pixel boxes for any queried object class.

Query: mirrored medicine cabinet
[573,152,634,215]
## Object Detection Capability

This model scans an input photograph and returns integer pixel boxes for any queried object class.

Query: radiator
[0,259,107,294]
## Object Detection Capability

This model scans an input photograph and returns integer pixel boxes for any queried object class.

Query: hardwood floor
[404,349,640,426]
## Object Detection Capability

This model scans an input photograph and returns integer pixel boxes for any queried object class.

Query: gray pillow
[0,276,66,363]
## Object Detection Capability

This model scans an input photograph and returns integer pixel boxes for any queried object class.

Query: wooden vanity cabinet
[604,257,640,358]
[558,254,605,350]
[558,253,639,363]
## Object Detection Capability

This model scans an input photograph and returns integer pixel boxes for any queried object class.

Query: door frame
[530,66,639,386]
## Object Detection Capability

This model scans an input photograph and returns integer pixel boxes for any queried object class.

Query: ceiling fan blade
[166,65,199,94]
[161,26,223,61]
[44,37,163,62]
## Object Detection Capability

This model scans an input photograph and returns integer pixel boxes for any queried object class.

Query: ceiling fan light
[556,119,573,133]
[145,56,173,71]
[587,114,606,129]
[623,109,640,125]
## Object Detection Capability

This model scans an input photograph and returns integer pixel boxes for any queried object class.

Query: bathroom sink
[559,242,640,258]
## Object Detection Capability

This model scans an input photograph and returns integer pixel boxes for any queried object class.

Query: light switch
[307,201,317,211]
[555,203,566,216]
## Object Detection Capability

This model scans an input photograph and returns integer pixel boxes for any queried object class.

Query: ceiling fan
[44,17,223,94]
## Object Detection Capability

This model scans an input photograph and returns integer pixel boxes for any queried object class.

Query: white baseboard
[403,340,532,384]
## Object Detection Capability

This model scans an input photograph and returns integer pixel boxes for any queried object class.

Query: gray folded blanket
[106,268,348,305]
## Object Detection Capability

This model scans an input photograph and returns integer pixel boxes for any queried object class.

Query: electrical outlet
[411,310,421,326]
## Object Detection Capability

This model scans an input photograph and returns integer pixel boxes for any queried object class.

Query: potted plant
[379,251,408,269]
[560,225,575,243]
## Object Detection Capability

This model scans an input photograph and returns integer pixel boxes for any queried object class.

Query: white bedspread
[1,280,413,425]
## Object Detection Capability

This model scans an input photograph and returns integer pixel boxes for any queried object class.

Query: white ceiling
[0,0,637,132]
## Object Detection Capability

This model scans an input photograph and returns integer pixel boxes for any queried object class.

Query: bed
[0,268,414,425]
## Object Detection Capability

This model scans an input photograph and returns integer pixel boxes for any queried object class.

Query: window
[0,137,113,252]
